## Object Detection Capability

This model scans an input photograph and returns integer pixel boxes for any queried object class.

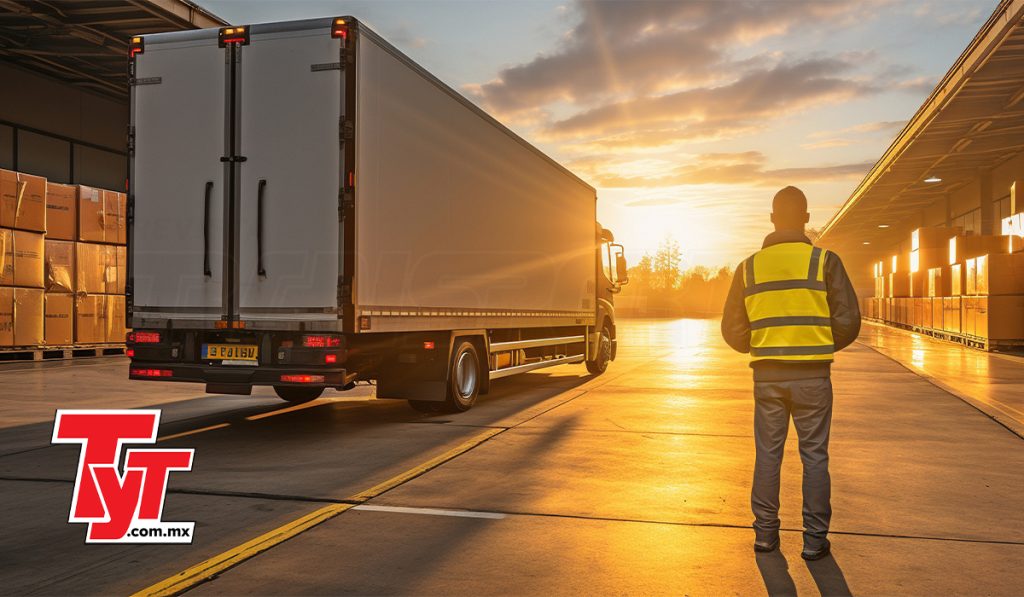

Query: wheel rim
[455,349,477,399]
[600,332,611,362]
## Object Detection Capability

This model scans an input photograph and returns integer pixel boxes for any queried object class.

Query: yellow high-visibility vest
[743,242,834,362]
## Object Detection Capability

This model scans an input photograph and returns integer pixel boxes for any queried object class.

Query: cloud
[471,0,882,113]
[543,57,877,139]
[592,151,873,189]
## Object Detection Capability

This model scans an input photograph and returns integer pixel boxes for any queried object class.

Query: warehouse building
[0,0,224,355]
[819,0,1024,350]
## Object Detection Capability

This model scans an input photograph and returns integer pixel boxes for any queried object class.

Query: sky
[198,0,994,269]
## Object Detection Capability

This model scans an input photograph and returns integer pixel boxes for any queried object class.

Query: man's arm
[721,262,751,353]
[825,251,861,351]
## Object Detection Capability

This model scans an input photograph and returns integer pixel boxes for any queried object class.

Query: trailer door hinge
[340,120,354,141]
[127,126,136,156]
[219,155,247,162]
[338,191,354,221]
[127,196,135,224]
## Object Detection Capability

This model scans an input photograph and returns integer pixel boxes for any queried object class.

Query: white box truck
[126,17,628,412]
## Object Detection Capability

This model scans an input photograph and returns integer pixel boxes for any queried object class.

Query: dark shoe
[753,536,780,552]
[801,539,831,560]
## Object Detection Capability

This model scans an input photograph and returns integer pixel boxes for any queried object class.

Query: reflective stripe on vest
[743,243,834,362]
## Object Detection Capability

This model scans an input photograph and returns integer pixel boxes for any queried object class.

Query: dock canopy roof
[818,0,1024,255]
[0,0,225,100]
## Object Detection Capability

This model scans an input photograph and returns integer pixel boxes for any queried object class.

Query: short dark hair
[772,186,807,216]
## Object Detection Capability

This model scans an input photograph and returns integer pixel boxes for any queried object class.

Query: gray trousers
[752,377,833,548]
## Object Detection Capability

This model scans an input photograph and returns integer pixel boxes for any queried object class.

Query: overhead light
[878,224,890,229]
[923,176,942,184]
[863,241,871,245]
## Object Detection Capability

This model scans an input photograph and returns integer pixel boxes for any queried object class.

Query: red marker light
[126,349,135,357]
[280,374,325,384]
[131,368,172,378]
[325,354,338,364]
[129,36,144,58]
[128,331,161,344]
[331,18,348,39]
[302,335,342,348]
[423,341,435,350]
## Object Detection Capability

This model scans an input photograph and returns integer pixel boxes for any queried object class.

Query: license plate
[203,344,258,362]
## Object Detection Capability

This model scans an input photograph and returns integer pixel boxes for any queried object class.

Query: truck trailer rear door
[131,34,226,322]
[236,23,343,324]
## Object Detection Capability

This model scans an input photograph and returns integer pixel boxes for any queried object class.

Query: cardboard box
[0,170,46,232]
[950,263,964,296]
[888,272,910,297]
[75,242,105,294]
[116,246,126,294]
[978,295,1024,340]
[977,253,1024,296]
[926,267,942,298]
[44,292,73,345]
[77,185,104,242]
[74,293,105,344]
[45,182,78,241]
[103,245,118,295]
[0,287,43,346]
[910,247,947,274]
[949,235,1010,264]
[909,271,926,297]
[931,297,942,330]
[943,297,961,334]
[44,239,75,293]
[0,229,44,288]
[102,190,126,245]
[912,227,962,251]
[966,258,978,295]
[106,294,127,343]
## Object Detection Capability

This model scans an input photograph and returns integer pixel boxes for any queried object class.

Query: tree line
[617,239,733,318]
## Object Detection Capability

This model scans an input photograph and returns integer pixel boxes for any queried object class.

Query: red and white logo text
[52,410,195,544]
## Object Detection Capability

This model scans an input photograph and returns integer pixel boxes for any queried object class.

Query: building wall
[0,61,127,190]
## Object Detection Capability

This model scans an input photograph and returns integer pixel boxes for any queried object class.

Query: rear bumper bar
[129,361,349,387]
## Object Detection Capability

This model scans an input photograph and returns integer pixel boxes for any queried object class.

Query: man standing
[721,186,860,560]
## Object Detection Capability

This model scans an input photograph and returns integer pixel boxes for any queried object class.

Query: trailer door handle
[203,181,213,277]
[257,178,267,277]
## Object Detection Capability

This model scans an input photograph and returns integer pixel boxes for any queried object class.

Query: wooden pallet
[0,344,126,362]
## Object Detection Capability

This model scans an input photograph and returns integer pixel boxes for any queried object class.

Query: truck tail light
[331,18,348,39]
[131,368,172,378]
[324,354,338,364]
[280,374,325,384]
[126,349,135,357]
[128,331,161,344]
[218,26,250,47]
[423,341,435,350]
[129,36,144,58]
[302,335,341,348]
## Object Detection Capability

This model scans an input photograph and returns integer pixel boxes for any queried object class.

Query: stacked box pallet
[963,253,1024,342]
[1,168,128,349]
[70,185,128,344]
[1,170,46,347]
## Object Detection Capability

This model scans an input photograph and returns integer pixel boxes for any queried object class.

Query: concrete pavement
[0,319,1021,595]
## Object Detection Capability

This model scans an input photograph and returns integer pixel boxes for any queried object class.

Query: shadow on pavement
[755,549,798,596]
[806,553,852,596]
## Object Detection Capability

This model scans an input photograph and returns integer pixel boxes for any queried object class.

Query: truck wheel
[274,386,324,404]
[586,326,612,375]
[444,340,481,412]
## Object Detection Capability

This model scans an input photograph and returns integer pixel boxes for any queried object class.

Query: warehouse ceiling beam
[0,0,226,102]
[819,0,1024,255]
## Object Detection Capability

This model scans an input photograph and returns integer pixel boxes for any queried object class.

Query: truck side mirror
[616,254,629,285]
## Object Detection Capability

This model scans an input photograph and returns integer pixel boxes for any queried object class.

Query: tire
[273,386,324,404]
[586,326,612,375]
[443,340,481,412]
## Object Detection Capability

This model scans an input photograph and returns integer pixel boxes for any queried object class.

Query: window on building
[994,195,1012,225]
[952,208,982,235]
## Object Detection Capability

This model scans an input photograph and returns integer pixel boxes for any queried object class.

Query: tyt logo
[52,410,195,544]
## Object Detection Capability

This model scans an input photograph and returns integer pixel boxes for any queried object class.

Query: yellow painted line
[132,426,505,596]
[157,423,230,442]
[244,398,331,421]
[349,427,505,501]
[131,502,354,597]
